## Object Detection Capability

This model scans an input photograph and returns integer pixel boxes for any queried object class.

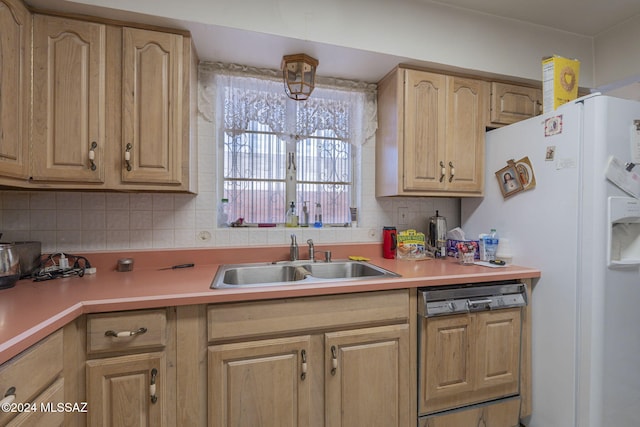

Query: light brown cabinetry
[419,397,520,427]
[376,67,488,197]
[489,82,542,127]
[0,0,31,180]
[31,15,194,191]
[32,14,106,184]
[85,308,176,427]
[207,290,411,427]
[419,308,522,415]
[0,330,64,426]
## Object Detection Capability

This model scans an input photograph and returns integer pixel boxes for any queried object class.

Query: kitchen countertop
[0,243,540,364]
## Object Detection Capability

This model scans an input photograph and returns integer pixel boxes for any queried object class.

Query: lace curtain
[198,62,378,145]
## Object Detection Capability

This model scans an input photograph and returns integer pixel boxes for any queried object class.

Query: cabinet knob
[125,143,133,171]
[0,387,16,407]
[300,349,307,380]
[330,345,338,375]
[88,141,97,171]
[150,368,158,404]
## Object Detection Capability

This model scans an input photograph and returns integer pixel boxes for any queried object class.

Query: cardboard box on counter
[542,55,580,113]
[446,239,480,259]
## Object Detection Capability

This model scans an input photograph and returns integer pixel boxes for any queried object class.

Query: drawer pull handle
[150,368,158,404]
[300,350,307,380]
[105,327,148,338]
[0,387,16,406]
[330,345,338,376]
[439,161,446,182]
[449,161,455,183]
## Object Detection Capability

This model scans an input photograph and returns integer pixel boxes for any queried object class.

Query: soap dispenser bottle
[286,201,298,227]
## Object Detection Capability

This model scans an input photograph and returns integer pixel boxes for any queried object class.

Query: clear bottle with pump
[485,229,499,261]
[286,201,298,227]
[314,202,323,228]
[218,198,230,228]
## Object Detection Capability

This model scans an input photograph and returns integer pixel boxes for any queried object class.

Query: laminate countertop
[0,243,540,364]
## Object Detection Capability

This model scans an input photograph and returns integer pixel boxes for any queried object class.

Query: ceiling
[428,0,640,37]
[24,0,640,85]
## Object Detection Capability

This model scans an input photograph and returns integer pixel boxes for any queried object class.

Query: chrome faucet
[307,239,315,262]
[290,234,299,261]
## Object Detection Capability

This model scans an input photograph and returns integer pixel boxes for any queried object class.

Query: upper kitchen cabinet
[31,15,107,184]
[117,28,189,188]
[376,67,488,197]
[488,82,542,127]
[0,0,31,181]
[30,13,197,192]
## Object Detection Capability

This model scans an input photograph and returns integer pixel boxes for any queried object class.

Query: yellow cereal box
[542,55,580,113]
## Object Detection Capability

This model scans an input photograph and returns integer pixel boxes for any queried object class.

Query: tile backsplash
[0,69,460,254]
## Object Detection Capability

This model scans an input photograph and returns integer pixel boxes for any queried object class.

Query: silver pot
[0,244,20,289]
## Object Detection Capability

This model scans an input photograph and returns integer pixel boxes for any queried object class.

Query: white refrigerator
[461,94,640,427]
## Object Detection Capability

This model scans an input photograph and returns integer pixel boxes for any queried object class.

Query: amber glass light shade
[281,54,319,101]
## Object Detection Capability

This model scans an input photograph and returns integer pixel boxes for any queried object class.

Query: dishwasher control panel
[419,281,527,317]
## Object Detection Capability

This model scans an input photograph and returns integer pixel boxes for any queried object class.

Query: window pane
[223,121,286,223]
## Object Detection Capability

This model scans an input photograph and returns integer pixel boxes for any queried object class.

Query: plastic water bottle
[486,229,499,261]
[218,198,230,227]
[314,202,323,228]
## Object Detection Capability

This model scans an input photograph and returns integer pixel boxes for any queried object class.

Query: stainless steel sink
[211,260,400,289]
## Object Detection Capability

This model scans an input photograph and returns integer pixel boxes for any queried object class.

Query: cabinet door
[32,15,106,183]
[325,324,410,427]
[446,77,487,193]
[121,28,183,185]
[0,0,30,179]
[475,308,521,401]
[403,69,447,191]
[208,336,311,427]
[7,378,65,427]
[86,352,165,427]
[490,82,542,126]
[420,314,474,414]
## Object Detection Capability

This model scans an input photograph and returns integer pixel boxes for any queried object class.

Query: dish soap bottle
[285,201,298,227]
[314,202,323,228]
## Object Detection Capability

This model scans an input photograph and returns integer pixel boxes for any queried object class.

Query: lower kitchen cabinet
[86,353,166,426]
[85,308,176,427]
[207,290,411,427]
[208,336,312,427]
[324,324,410,427]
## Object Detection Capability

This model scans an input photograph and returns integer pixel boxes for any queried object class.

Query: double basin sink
[211,260,399,289]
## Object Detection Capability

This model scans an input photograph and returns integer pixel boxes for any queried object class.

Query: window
[216,72,369,226]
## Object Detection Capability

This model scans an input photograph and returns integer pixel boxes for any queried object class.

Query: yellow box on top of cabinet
[542,55,580,113]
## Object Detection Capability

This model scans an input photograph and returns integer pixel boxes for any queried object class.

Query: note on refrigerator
[605,156,640,199]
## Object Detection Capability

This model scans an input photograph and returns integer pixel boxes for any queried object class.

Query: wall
[594,15,640,88]
[0,65,460,253]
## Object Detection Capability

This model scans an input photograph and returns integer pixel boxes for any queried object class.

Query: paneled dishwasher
[418,281,528,426]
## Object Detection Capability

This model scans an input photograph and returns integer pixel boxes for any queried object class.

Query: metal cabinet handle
[300,350,307,380]
[104,327,147,338]
[467,298,492,308]
[88,141,97,171]
[150,368,158,404]
[449,161,455,182]
[125,143,132,171]
[330,345,338,375]
[0,387,16,406]
[439,161,446,182]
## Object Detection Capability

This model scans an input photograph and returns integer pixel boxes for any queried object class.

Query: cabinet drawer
[7,378,65,427]
[419,397,520,427]
[87,309,167,355]
[208,290,409,342]
[0,330,63,426]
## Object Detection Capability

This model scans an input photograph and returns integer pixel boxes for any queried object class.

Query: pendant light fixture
[281,54,319,101]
